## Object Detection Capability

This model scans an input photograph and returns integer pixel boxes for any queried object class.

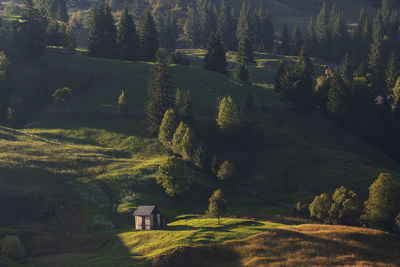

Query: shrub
[1,235,24,259]
[396,212,400,230]
[217,161,235,181]
[168,51,190,65]
[53,87,72,105]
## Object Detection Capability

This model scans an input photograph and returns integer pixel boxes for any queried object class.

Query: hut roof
[133,206,158,216]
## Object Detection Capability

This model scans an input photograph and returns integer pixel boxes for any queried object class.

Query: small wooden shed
[133,206,166,230]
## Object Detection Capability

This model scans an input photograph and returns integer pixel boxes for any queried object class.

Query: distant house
[325,64,339,76]
[133,206,166,230]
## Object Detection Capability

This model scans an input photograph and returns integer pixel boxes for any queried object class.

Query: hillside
[153,224,400,266]
[1,51,400,265]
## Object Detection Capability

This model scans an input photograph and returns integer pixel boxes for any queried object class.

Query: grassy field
[1,50,400,265]
[154,224,400,266]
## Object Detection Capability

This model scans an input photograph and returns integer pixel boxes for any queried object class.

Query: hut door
[141,216,146,230]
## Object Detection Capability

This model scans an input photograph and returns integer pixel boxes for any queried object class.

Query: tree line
[301,172,400,232]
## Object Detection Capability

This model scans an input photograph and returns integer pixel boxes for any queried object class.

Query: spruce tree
[217,0,236,51]
[184,5,200,48]
[158,109,178,147]
[294,46,314,109]
[216,96,240,133]
[274,61,286,93]
[117,8,139,61]
[234,63,249,83]
[236,3,252,46]
[207,189,228,224]
[340,54,353,87]
[290,26,303,56]
[118,90,128,116]
[237,36,254,67]
[0,51,9,121]
[146,51,174,136]
[181,127,197,161]
[156,156,192,199]
[386,52,400,91]
[193,145,207,169]
[280,23,290,55]
[327,71,348,120]
[87,4,116,58]
[175,89,193,125]
[203,33,227,74]
[138,11,159,61]
[171,122,187,154]
[368,37,387,95]
[14,0,48,58]
[198,0,217,48]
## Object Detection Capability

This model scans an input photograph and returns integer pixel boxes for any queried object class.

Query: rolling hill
[1,50,400,265]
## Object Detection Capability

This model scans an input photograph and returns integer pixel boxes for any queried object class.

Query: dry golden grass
[154,224,400,267]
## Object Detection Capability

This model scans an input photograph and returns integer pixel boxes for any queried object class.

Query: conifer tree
[203,33,227,74]
[217,0,236,51]
[138,11,159,61]
[294,46,314,109]
[14,0,48,58]
[117,8,139,61]
[156,156,192,199]
[198,0,217,48]
[175,89,193,125]
[280,23,290,55]
[236,3,252,46]
[193,145,207,169]
[0,51,9,121]
[181,127,197,160]
[290,26,303,56]
[253,7,274,52]
[207,189,228,224]
[386,52,400,91]
[216,96,240,133]
[184,5,200,48]
[237,36,254,67]
[234,63,249,83]
[158,109,178,147]
[368,37,387,94]
[340,54,353,87]
[171,122,186,154]
[327,71,348,120]
[146,51,174,136]
[117,90,128,116]
[352,8,371,64]
[274,61,286,93]
[211,154,218,175]
[305,18,317,56]
[87,4,116,58]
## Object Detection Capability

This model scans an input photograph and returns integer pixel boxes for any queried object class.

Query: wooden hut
[133,206,166,230]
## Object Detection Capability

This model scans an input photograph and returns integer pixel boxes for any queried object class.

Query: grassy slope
[1,50,400,265]
[153,224,400,266]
